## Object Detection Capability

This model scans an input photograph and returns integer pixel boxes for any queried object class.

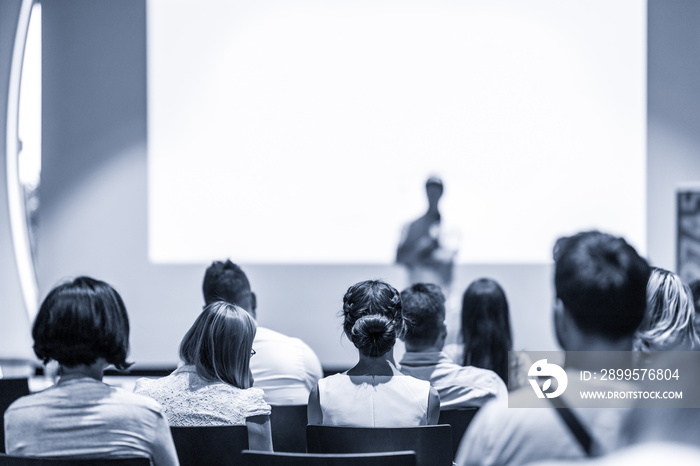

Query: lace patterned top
[134,365,271,426]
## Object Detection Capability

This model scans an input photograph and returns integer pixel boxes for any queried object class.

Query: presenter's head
[33,276,132,371]
[342,279,404,357]
[553,230,650,350]
[425,176,443,211]
[180,301,256,389]
[203,259,256,318]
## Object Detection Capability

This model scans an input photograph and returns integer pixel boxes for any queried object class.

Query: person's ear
[553,298,568,350]
[250,292,257,319]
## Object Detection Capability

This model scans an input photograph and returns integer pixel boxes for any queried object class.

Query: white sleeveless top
[317,373,431,427]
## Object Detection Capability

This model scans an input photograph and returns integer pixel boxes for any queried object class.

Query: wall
[647,0,700,269]
[26,0,700,369]
[0,0,35,369]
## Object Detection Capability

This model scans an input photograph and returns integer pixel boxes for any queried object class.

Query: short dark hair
[400,283,445,346]
[202,260,252,307]
[342,280,403,357]
[180,301,256,389]
[33,276,132,370]
[554,231,650,339]
[425,176,443,190]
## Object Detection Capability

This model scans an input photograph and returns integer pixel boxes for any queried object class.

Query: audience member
[308,279,440,426]
[529,353,700,466]
[634,268,700,351]
[4,277,178,465]
[398,283,506,408]
[135,301,272,451]
[202,260,323,405]
[455,231,651,466]
[444,277,526,390]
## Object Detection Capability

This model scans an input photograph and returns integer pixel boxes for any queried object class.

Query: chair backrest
[240,449,417,466]
[269,405,308,453]
[170,425,248,466]
[0,378,30,453]
[437,408,479,459]
[306,425,451,466]
[0,454,149,466]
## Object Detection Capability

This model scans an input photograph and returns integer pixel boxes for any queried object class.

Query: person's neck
[405,341,443,353]
[426,206,439,216]
[563,336,635,370]
[347,349,401,376]
[59,360,106,381]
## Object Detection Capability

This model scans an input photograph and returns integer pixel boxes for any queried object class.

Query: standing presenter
[396,177,457,291]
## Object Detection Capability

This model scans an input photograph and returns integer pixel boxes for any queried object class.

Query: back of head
[400,283,446,348]
[202,260,253,310]
[460,278,511,381]
[33,276,131,370]
[180,301,257,388]
[342,280,403,357]
[635,268,700,351]
[554,230,650,340]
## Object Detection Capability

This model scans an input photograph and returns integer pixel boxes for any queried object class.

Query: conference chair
[269,405,308,453]
[0,455,149,466]
[306,425,452,466]
[240,450,417,466]
[170,425,248,466]
[0,378,30,453]
[438,408,479,459]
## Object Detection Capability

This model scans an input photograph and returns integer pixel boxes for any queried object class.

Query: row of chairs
[172,423,455,466]
[1,422,472,466]
[268,404,478,458]
[0,451,418,466]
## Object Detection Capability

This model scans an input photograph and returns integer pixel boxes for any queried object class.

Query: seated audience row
[5,229,700,465]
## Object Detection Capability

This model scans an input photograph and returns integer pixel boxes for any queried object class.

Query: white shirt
[531,442,700,466]
[455,371,629,466]
[399,351,506,408]
[251,327,324,405]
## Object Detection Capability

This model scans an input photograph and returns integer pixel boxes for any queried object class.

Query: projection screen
[147,0,646,265]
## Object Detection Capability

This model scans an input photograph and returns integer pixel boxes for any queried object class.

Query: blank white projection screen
[148,0,646,264]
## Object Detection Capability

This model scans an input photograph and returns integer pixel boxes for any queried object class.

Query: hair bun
[350,314,396,357]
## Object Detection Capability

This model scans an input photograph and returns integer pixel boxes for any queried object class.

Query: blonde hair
[635,268,700,351]
[180,301,256,388]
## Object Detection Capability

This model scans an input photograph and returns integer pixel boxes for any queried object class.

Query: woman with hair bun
[308,280,440,426]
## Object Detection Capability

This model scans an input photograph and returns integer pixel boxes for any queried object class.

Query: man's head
[202,260,256,318]
[400,283,447,351]
[553,231,650,349]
